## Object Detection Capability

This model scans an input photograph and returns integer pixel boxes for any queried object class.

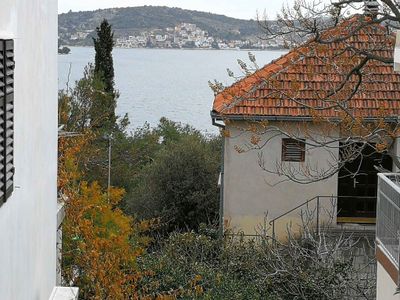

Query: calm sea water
[58,47,286,134]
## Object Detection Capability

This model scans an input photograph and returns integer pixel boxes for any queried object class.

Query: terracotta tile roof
[212,16,400,120]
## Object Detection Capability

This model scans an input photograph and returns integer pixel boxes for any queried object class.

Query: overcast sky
[58,0,297,20]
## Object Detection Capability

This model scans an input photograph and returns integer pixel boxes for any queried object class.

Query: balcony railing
[376,173,400,267]
[269,195,376,240]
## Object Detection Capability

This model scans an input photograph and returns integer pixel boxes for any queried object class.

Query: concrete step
[324,223,376,238]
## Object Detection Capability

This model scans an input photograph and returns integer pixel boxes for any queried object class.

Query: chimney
[364,0,379,16]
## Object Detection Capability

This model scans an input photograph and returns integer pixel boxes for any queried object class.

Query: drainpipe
[212,115,225,238]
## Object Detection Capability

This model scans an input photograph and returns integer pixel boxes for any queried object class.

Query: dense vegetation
[137,228,375,300]
[125,121,221,233]
[58,6,268,46]
[58,40,220,235]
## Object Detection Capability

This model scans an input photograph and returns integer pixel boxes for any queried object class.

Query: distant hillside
[59,6,273,46]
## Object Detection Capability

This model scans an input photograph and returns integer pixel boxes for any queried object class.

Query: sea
[58,47,286,134]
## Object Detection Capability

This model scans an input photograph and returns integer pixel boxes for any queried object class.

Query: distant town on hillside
[58,6,290,50]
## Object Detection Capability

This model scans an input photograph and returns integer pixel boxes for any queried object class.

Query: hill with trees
[58,6,272,46]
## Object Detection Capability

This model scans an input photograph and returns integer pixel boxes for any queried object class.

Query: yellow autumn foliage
[59,133,148,300]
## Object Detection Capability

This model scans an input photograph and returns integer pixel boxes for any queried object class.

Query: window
[282,138,305,162]
[0,39,14,205]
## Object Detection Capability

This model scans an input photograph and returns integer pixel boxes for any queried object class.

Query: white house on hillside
[0,1,77,299]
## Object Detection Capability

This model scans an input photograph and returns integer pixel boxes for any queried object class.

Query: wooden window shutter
[282,138,305,162]
[0,39,14,205]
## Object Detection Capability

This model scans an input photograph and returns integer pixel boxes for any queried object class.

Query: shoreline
[63,45,288,52]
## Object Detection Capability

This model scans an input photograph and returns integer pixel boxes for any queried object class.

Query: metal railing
[269,195,376,240]
[377,173,400,268]
[270,195,320,240]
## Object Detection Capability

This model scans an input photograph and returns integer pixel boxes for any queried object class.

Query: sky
[58,0,296,20]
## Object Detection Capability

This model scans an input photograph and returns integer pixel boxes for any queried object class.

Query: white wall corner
[49,287,79,300]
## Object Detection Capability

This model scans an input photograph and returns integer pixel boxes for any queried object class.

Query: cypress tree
[93,19,115,94]
[91,19,117,132]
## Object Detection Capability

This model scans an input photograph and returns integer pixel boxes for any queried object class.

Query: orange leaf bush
[59,134,149,300]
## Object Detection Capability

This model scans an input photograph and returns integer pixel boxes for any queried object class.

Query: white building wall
[0,0,58,299]
[223,121,339,236]
[377,261,400,300]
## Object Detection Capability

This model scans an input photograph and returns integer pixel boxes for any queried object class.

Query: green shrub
[138,228,375,300]
[125,121,221,233]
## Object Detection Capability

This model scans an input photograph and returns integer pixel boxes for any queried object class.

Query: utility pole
[107,135,112,201]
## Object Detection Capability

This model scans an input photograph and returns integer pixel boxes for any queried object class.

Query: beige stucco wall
[377,260,400,300]
[223,121,339,237]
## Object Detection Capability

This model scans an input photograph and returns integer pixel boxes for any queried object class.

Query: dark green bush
[125,120,221,233]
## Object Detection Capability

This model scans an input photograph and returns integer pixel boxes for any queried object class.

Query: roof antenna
[364,1,379,17]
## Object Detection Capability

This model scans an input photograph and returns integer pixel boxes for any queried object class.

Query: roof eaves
[211,110,400,123]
